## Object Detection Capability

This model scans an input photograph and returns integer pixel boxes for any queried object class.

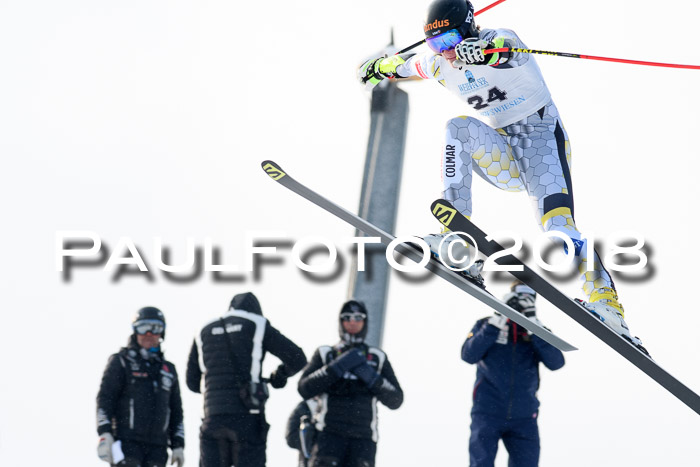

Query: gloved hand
[505,292,537,317]
[97,432,114,463]
[268,365,288,389]
[170,447,185,467]
[454,38,489,64]
[352,361,381,388]
[358,57,385,90]
[487,313,509,330]
[357,54,408,91]
[327,349,365,377]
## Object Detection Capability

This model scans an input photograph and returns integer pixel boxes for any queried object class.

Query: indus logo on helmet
[424,19,450,34]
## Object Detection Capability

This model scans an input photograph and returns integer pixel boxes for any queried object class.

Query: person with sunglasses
[461,282,565,466]
[297,300,403,467]
[96,306,185,467]
[357,0,645,351]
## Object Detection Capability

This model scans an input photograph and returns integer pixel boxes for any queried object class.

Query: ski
[261,160,576,352]
[430,198,700,415]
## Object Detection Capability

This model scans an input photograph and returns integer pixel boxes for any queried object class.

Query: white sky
[2,0,700,465]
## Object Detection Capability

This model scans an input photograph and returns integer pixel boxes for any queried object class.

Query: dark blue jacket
[461,317,565,419]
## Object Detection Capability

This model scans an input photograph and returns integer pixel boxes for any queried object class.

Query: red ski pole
[395,0,508,55]
[484,47,700,70]
[475,0,508,15]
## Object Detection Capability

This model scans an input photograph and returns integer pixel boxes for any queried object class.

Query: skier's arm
[96,354,125,435]
[359,53,429,89]
[168,365,185,449]
[264,325,307,381]
[185,339,202,393]
[397,52,443,80]
[531,334,565,371]
[479,28,531,68]
[461,319,500,364]
[298,348,340,399]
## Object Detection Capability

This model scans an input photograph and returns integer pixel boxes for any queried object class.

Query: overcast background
[2,0,700,465]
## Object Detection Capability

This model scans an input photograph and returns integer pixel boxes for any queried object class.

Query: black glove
[352,361,381,388]
[268,365,288,389]
[327,349,365,378]
[505,292,536,317]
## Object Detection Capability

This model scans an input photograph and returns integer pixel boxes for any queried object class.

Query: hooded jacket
[297,300,403,441]
[186,292,307,416]
[462,317,565,419]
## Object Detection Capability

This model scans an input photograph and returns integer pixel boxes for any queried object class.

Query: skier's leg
[500,418,539,467]
[425,116,522,277]
[514,102,643,346]
[442,115,525,216]
[512,103,611,298]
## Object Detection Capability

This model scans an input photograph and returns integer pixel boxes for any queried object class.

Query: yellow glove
[357,55,409,90]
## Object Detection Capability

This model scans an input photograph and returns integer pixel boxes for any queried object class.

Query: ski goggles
[340,312,367,322]
[133,319,165,335]
[425,28,465,53]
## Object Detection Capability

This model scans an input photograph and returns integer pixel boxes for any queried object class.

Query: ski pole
[484,47,700,70]
[474,0,508,16]
[395,0,508,55]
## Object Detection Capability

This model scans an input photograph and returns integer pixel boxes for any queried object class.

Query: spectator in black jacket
[186,292,307,467]
[298,300,403,467]
[96,306,185,467]
[285,398,320,467]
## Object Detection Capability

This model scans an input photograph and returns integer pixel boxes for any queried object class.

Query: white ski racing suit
[395,28,615,299]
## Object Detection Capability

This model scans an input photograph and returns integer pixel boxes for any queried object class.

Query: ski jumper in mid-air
[358,0,644,348]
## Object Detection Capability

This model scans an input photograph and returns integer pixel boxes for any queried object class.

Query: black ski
[430,198,700,415]
[261,160,576,352]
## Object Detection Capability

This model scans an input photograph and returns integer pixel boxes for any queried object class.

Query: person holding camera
[186,292,307,467]
[461,282,565,467]
[298,300,403,467]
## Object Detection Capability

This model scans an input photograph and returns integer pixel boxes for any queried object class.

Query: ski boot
[422,232,485,287]
[575,287,650,356]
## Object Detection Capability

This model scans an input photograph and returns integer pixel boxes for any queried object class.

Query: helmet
[338,300,368,344]
[424,0,477,39]
[132,306,166,338]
